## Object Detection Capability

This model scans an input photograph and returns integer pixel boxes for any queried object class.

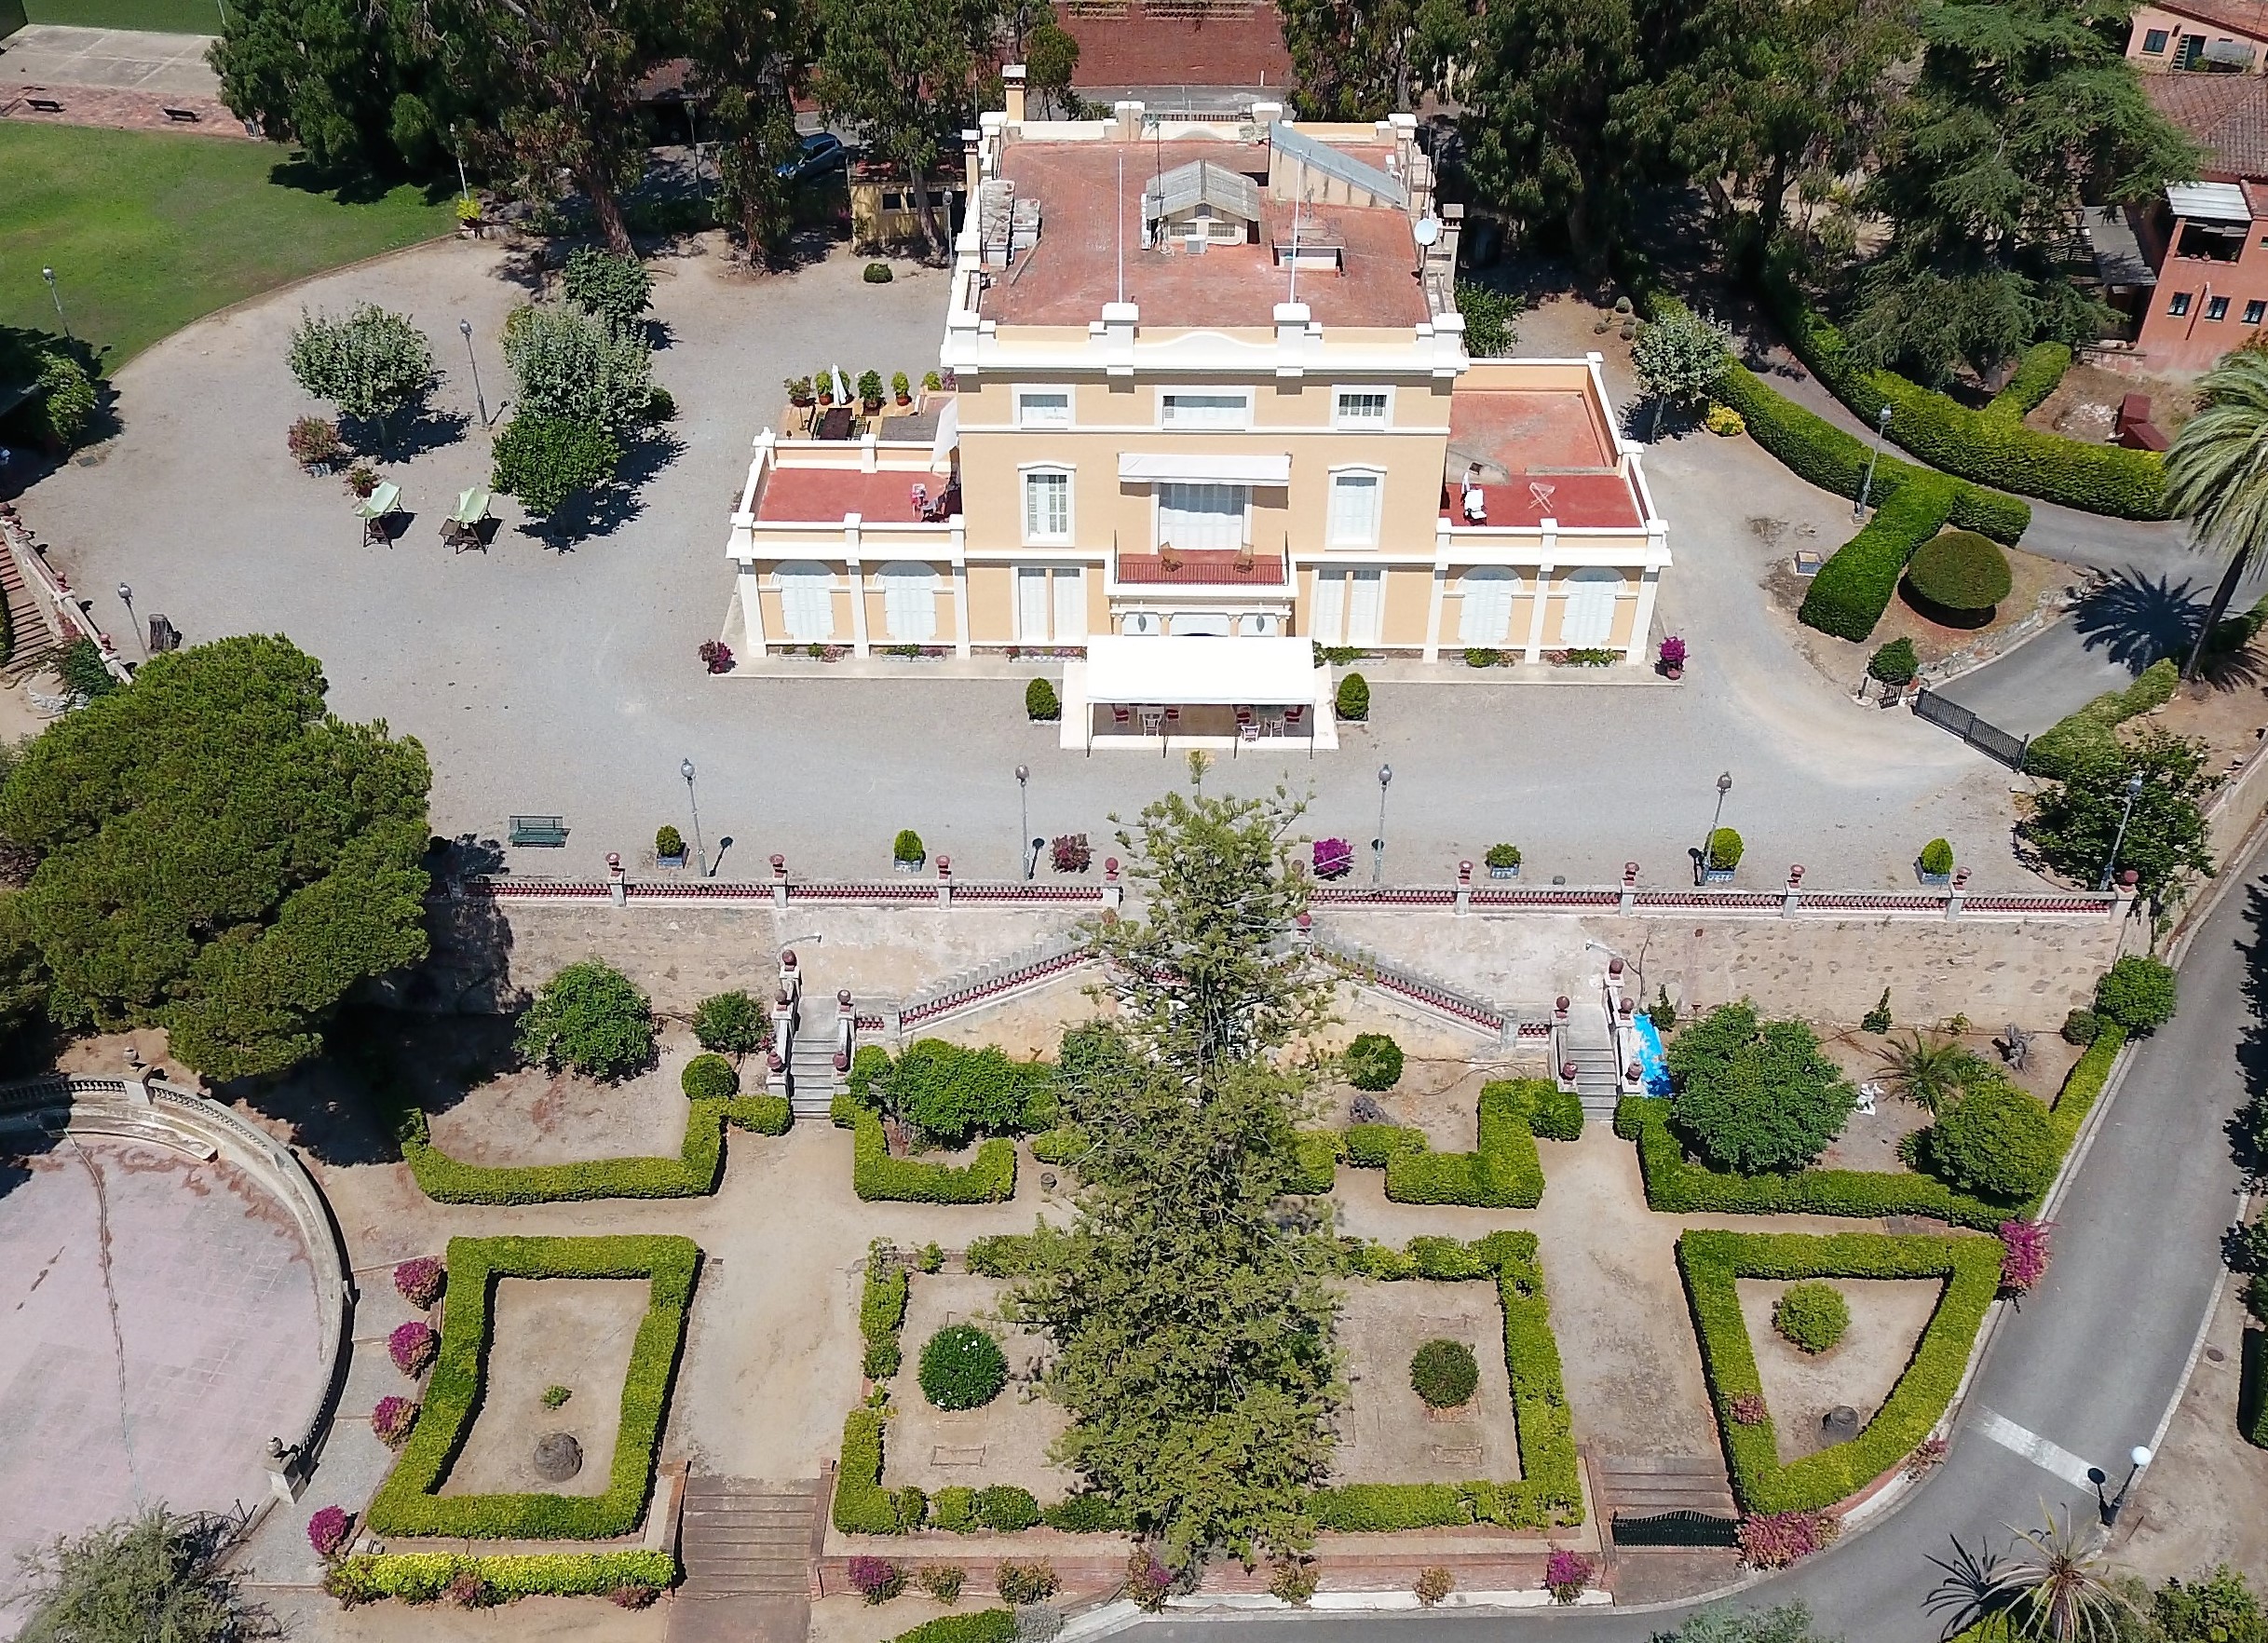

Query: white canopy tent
[1083,634,1318,706]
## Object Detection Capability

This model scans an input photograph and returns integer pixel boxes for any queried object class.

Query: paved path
[0,25,221,97]
[1144,829,2267,1641]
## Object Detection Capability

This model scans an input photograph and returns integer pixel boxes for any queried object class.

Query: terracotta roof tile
[2145,72,2268,178]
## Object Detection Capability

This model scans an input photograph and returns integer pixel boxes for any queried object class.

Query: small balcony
[1112,550,1288,587]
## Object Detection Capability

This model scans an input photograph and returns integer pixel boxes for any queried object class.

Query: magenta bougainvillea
[846,1555,903,1604]
[1544,1550,1595,1603]
[1735,1510,1840,1569]
[306,1505,352,1557]
[1312,837,1354,879]
[372,1395,420,1447]
[392,1256,446,1310]
[1998,1219,2053,1295]
[387,1320,438,1376]
[1729,1392,1769,1426]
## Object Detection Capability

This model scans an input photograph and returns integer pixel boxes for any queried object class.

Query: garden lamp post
[2098,769,2147,892]
[459,319,490,428]
[1701,770,1732,877]
[1016,764,1031,879]
[1854,403,1892,521]
[41,267,71,343]
[681,757,709,877]
[2110,1446,2152,1524]
[1372,763,1393,884]
[115,583,142,656]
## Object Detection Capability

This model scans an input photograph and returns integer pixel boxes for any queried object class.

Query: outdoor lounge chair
[354,481,401,545]
[443,486,492,552]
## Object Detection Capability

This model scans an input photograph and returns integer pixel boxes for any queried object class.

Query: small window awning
[1117,452,1293,485]
[1084,634,1317,706]
[2167,181,2251,222]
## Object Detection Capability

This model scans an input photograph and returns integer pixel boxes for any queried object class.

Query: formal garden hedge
[1303,1079,1575,1205]
[1310,1230,1582,1532]
[888,1612,1017,1643]
[365,1235,699,1539]
[324,1550,677,1605]
[832,1095,1017,1202]
[1614,1023,2124,1227]
[832,1403,1119,1536]
[1678,1230,2003,1513]
[2024,658,2180,780]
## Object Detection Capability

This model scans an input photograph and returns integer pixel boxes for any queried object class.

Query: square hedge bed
[365,1235,699,1539]
[1303,1079,1582,1205]
[832,1094,1017,1203]
[1678,1229,2002,1514]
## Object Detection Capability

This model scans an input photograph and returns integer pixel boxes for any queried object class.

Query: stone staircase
[0,539,61,683]
[676,1475,821,1599]
[785,1007,840,1121]
[1590,1455,1740,1546]
[1561,999,1622,1120]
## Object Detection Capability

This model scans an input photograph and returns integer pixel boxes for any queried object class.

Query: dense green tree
[561,249,653,335]
[1844,0,2197,383]
[210,0,469,179]
[885,1039,1046,1145]
[1631,306,1732,437]
[491,413,620,523]
[2166,351,2268,681]
[692,988,768,1056]
[17,1509,268,1643]
[501,304,654,437]
[682,0,811,264]
[1279,0,1469,119]
[514,959,654,1079]
[2020,727,2215,904]
[3,326,99,449]
[1667,999,1856,1174]
[2094,954,2177,1033]
[0,636,429,1081]
[286,305,435,451]
[1928,1074,2058,1201]
[1024,19,1081,118]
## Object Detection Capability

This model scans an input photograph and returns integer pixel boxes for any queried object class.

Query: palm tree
[1877,1031,1983,1115]
[2165,348,2268,681]
[1989,1504,2138,1643]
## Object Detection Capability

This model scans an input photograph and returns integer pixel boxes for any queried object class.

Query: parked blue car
[778,132,848,183]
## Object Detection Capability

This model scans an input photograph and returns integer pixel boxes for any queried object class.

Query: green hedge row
[835,1100,1017,1203]
[1027,1126,1085,1164]
[2025,659,2180,780]
[1318,1080,1569,1207]
[1311,1230,1582,1531]
[862,1259,909,1378]
[1772,291,2168,520]
[1799,474,1963,643]
[833,1408,908,1534]
[325,1550,676,1603]
[1988,343,2071,420]
[1679,1229,2002,1513]
[366,1235,699,1539]
[890,1612,1017,1643]
[833,1405,1110,1536]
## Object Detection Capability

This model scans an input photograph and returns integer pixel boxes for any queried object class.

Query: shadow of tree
[2069,570,2210,673]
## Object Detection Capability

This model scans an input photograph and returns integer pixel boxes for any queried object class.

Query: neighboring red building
[2125,0,2268,72]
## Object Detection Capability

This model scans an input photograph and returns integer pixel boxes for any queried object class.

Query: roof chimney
[1003,63,1026,125]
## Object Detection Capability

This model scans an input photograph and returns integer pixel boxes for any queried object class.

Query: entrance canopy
[1084,634,1317,706]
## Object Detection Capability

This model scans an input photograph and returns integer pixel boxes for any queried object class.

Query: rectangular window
[2169,292,2194,316]
[882,191,903,210]
[2208,294,2232,320]
[1157,482,1248,550]
[1016,389,1072,428]
[1023,470,1070,541]
[2144,26,2169,49]
[1160,391,1249,429]
[1327,471,1383,546]
[1334,389,1390,428]
[2247,300,2265,324]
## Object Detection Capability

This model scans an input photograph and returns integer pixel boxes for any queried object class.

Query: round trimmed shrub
[2095,955,2176,1034]
[1919,837,1953,876]
[1336,672,1370,721]
[863,262,895,283]
[1345,1033,1405,1092]
[2060,1007,2099,1046]
[1905,531,2013,618]
[1705,827,1743,870]
[918,1324,1007,1410]
[1409,1338,1479,1408]
[1772,1281,1850,1353]
[1867,637,1919,686]
[693,989,768,1055]
[682,1052,739,1100]
[1928,1076,2059,1202]
[1026,676,1061,721]
[974,1485,1041,1531]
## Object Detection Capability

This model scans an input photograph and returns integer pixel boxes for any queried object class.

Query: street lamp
[2098,769,2147,892]
[1854,403,1892,521]
[1372,763,1393,884]
[1015,765,1032,879]
[680,758,709,877]
[1700,770,1733,881]
[41,268,71,343]
[458,319,490,428]
[115,582,143,656]
[2098,1446,2153,1526]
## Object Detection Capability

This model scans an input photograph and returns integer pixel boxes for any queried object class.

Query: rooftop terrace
[1443,387,1642,531]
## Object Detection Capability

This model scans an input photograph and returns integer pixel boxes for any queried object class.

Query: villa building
[723,75,1669,746]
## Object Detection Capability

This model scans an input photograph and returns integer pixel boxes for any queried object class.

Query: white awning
[1084,633,1318,706]
[1118,452,1293,485]
[928,396,959,471]
[2167,181,2250,222]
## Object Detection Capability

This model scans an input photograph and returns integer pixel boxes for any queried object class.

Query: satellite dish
[1413,214,1443,247]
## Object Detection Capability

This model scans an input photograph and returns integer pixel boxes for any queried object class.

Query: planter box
[656,851,687,869]
[1699,866,1737,885]
[893,858,924,875]
[1917,867,1951,887]
[1487,863,1521,880]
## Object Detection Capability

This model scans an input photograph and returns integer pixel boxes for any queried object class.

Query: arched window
[877,562,939,643]
[1559,567,1623,647]
[777,562,835,643]
[1457,566,1519,645]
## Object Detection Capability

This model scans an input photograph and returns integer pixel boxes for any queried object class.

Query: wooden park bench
[26,98,65,114]
[161,106,200,123]
[508,815,569,847]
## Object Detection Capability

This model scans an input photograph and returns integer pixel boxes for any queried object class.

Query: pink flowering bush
[1735,1510,1840,1569]
[1544,1550,1595,1604]
[1998,1219,2053,1295]
[1904,1435,1949,1478]
[1125,1547,1174,1610]
[1729,1392,1769,1426]
[306,1505,352,1557]
[372,1395,420,1447]
[1312,837,1353,880]
[393,1256,446,1309]
[1659,634,1688,669]
[387,1320,438,1376]
[847,1555,903,1604]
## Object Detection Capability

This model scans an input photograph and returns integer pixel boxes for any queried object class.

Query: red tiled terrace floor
[1441,472,1641,530]
[756,466,951,524]
[1116,551,1287,584]
[1058,3,1292,89]
[1448,387,1618,471]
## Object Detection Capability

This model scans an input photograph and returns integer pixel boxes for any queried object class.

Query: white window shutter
[1017,567,1052,642]
[1310,568,1346,644]
[1347,567,1383,645]
[1053,568,1087,639]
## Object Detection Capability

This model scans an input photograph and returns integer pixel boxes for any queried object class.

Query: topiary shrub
[918,1324,1007,1410]
[516,960,655,1080]
[1772,1281,1850,1353]
[1928,1077,2058,1202]
[1904,530,2012,622]
[1706,827,1743,870]
[693,990,768,1056]
[1868,637,1919,686]
[1025,677,1060,721]
[864,262,895,283]
[2060,1008,2099,1047]
[1336,672,1370,721]
[893,829,925,865]
[2095,955,2176,1034]
[1409,1338,1479,1408]
[682,1052,739,1101]
[1920,838,1953,876]
[973,1486,1040,1532]
[1345,1033,1405,1092]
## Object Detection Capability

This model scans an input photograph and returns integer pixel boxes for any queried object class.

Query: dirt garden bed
[408,1016,708,1165]
[1734,1276,1941,1463]
[884,1273,1073,1500]
[1333,1279,1519,1486]
[440,1277,650,1496]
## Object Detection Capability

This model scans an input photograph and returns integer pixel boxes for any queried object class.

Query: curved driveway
[1150,831,2264,1642]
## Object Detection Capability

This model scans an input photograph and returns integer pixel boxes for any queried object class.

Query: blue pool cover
[1632,1013,1674,1095]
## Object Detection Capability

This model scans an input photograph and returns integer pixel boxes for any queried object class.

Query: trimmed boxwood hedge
[1678,1229,2002,1513]
[366,1235,699,1539]
[1310,1230,1582,1532]
[833,1407,912,1533]
[326,1550,676,1603]
[835,1099,1016,1202]
[1799,473,1965,642]
[861,1258,909,1378]
[1318,1079,1571,1206]
[2024,658,2179,780]
[1615,1023,2125,1227]
[1905,531,2012,614]
[891,1613,1017,1643]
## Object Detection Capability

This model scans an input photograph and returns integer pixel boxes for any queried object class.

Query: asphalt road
[1146,833,2265,1643]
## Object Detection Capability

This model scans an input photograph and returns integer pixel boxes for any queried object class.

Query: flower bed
[325,1550,675,1605]
[1678,1229,2002,1514]
[1305,1080,1576,1206]
[364,1235,699,1540]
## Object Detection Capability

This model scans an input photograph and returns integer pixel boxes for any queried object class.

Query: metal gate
[1611,1509,1742,1548]
[1913,687,2030,770]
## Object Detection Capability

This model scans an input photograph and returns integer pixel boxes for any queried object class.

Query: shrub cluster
[1679,1229,2002,1514]
[393,1256,446,1309]
[918,1324,1008,1410]
[1332,1080,1561,1207]
[1926,1077,2059,1202]
[887,1613,1016,1643]
[1667,1002,1855,1175]
[365,1235,699,1540]
[2096,955,2177,1034]
[2024,659,2179,780]
[681,1052,739,1101]
[1410,1338,1480,1408]
[1735,1509,1840,1570]
[840,1103,1018,1202]
[862,1256,908,1379]
[876,1039,1056,1146]
[1772,1281,1850,1353]
[515,960,655,1081]
[691,990,769,1056]
[325,1550,676,1606]
[1344,1033,1405,1091]
[995,1562,1059,1604]
[1904,531,2012,616]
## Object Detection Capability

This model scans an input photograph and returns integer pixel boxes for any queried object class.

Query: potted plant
[344,462,380,499]
[1485,843,1522,880]
[699,638,734,674]
[785,375,815,408]
[656,824,687,867]
[1659,634,1687,680]
[891,371,912,406]
[815,370,836,405]
[922,370,944,394]
[455,195,485,238]
[1051,833,1092,873]
[1918,837,1954,887]
[892,829,925,872]
[1699,826,1742,885]
[289,415,343,475]
[1313,837,1353,879]
[857,370,885,414]
[1867,637,1919,703]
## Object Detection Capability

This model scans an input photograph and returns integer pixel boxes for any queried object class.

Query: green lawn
[22,0,223,33]
[0,124,454,367]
